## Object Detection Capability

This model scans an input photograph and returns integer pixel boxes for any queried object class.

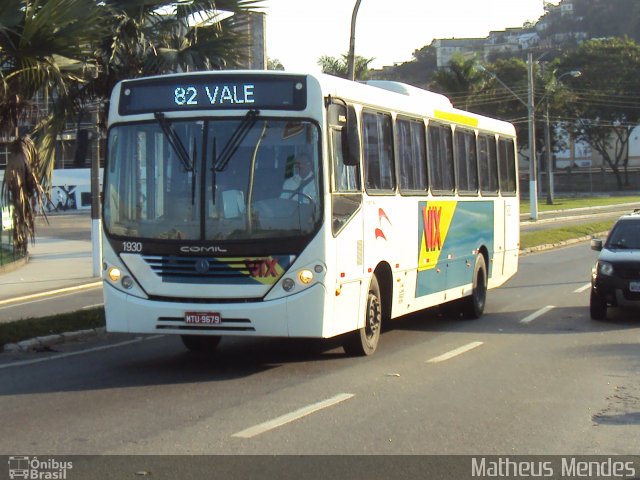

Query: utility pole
[91,102,102,277]
[527,52,538,220]
[346,0,362,81]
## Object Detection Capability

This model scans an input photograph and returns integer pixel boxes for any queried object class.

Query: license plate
[630,282,640,293]
[184,311,222,325]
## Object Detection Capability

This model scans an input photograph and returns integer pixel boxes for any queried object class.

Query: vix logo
[422,205,442,251]
[245,258,279,278]
[418,201,456,271]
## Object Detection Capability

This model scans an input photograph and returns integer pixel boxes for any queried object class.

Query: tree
[429,54,485,110]
[317,54,374,80]
[1,0,263,254]
[0,0,109,254]
[555,37,640,189]
[267,57,284,70]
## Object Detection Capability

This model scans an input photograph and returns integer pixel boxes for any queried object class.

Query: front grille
[615,263,640,279]
[143,255,247,280]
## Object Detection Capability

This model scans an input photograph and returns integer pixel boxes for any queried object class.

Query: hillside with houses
[372,0,640,88]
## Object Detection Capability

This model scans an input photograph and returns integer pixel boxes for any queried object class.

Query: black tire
[589,288,607,320]
[462,254,488,319]
[181,334,221,352]
[343,275,382,356]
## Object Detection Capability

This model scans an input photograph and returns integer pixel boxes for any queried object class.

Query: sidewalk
[0,212,101,304]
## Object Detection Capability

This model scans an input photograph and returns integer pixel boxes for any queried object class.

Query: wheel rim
[365,292,382,340]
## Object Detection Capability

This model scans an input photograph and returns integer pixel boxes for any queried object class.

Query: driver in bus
[281,153,316,202]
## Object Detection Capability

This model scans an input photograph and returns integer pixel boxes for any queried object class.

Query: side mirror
[342,106,360,166]
[328,102,360,167]
[591,238,603,251]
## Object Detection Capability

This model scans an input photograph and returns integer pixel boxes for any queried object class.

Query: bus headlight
[298,269,314,284]
[108,267,122,282]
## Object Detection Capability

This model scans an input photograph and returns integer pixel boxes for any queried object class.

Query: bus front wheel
[181,334,221,352]
[343,275,382,356]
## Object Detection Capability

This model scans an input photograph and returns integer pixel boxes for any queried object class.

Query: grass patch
[520,195,640,214]
[0,308,105,347]
[520,220,613,250]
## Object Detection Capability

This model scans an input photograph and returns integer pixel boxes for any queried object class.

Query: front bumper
[592,276,640,307]
[104,281,329,338]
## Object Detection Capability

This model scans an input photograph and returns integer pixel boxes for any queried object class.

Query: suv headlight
[598,261,614,276]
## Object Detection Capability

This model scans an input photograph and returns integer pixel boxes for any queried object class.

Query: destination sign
[118,75,307,115]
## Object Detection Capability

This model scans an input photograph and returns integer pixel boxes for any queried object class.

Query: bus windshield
[104,118,321,242]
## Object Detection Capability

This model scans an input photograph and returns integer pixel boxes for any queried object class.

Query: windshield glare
[104,118,321,241]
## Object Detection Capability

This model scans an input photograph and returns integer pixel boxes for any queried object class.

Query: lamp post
[527,52,538,220]
[346,0,362,81]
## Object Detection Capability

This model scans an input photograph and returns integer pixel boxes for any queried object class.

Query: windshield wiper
[154,112,193,172]
[214,109,260,172]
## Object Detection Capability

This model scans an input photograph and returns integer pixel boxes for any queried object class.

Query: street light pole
[346,0,362,81]
[527,52,538,220]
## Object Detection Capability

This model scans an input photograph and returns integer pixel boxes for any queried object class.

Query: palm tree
[429,54,485,110]
[0,0,109,254]
[317,54,374,80]
[1,0,263,254]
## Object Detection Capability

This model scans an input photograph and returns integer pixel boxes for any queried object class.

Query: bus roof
[110,70,516,136]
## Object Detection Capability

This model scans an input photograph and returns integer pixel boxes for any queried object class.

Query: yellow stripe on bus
[434,110,479,128]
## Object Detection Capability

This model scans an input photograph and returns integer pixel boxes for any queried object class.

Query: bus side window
[363,111,395,193]
[478,134,499,195]
[397,117,427,193]
[454,128,478,195]
[498,137,517,195]
[428,122,454,194]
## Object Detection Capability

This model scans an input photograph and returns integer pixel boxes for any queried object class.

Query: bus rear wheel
[462,254,487,319]
[343,275,382,356]
[181,334,221,352]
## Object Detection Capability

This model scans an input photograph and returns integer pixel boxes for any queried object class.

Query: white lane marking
[232,393,355,439]
[426,341,484,364]
[520,305,555,324]
[0,290,101,311]
[574,283,591,293]
[0,281,102,307]
[0,335,164,370]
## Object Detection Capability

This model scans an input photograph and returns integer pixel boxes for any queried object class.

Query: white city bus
[103,71,519,356]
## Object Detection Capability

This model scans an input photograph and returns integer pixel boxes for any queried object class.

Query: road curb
[3,327,106,353]
[519,231,609,256]
[0,252,29,275]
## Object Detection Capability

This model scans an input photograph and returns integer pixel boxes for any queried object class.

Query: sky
[264,0,561,72]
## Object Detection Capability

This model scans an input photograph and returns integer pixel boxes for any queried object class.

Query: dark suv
[590,211,640,319]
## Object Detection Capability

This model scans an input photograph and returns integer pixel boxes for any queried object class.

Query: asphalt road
[1,242,639,461]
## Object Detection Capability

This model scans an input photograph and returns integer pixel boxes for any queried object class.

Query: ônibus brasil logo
[8,456,73,480]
